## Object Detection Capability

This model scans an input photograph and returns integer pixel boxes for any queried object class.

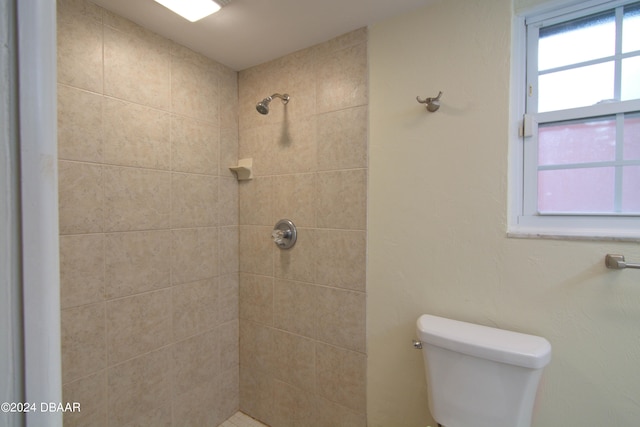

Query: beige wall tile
[239,226,273,276]
[316,343,366,414]
[273,279,317,339]
[239,177,273,226]
[61,302,106,383]
[239,273,274,325]
[269,50,316,123]
[239,323,275,424]
[106,289,172,364]
[274,228,316,283]
[239,364,275,426]
[271,380,316,427]
[314,396,367,427]
[107,347,173,426]
[171,227,219,285]
[103,97,170,169]
[317,106,368,171]
[172,278,219,341]
[57,0,103,22]
[214,366,240,423]
[171,51,219,123]
[103,166,170,232]
[269,117,317,175]
[316,287,366,353]
[316,169,367,230]
[57,4,103,93]
[104,230,171,299]
[171,173,218,228]
[315,229,366,292]
[240,119,316,177]
[103,25,171,110]
[219,66,239,131]
[272,330,315,392]
[271,174,316,227]
[219,274,239,324]
[220,226,239,275]
[219,320,239,371]
[60,234,105,309]
[172,383,218,427]
[239,321,274,374]
[237,70,279,131]
[170,39,219,66]
[220,127,239,179]
[172,331,220,396]
[313,28,368,58]
[219,179,239,226]
[58,161,103,235]
[57,84,103,163]
[102,9,156,36]
[171,115,219,175]
[238,49,315,129]
[316,42,368,114]
[62,370,107,427]
[238,127,270,177]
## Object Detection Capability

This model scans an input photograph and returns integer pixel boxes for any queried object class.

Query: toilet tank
[416,315,551,427]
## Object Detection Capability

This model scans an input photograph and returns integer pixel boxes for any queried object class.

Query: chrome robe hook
[417,91,443,112]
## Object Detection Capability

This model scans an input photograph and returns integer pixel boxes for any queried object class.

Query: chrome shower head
[256,97,271,115]
[256,93,289,115]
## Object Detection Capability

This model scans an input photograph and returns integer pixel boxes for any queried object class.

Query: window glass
[538,118,616,166]
[624,113,640,160]
[538,11,615,71]
[538,62,614,112]
[622,56,640,100]
[538,167,615,213]
[622,3,640,53]
[622,166,640,211]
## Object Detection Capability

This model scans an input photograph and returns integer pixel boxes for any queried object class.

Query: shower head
[256,98,271,115]
[256,93,289,115]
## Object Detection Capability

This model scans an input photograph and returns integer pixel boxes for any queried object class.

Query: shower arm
[270,93,290,104]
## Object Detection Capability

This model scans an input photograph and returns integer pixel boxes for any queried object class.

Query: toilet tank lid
[417,314,551,369]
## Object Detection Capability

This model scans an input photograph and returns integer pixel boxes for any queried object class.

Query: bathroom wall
[368,0,640,426]
[237,29,369,426]
[56,0,239,425]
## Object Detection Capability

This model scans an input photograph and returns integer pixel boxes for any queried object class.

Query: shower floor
[219,411,269,427]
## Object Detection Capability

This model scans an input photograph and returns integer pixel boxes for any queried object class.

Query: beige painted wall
[367,0,640,426]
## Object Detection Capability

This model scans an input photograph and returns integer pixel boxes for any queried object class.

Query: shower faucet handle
[272,229,289,245]
[272,219,297,249]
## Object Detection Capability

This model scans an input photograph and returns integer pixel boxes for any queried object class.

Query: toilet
[416,314,551,427]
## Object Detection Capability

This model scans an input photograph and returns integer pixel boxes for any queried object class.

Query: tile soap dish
[229,158,253,181]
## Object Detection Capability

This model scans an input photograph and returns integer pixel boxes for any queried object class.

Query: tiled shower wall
[237,29,368,426]
[56,0,239,425]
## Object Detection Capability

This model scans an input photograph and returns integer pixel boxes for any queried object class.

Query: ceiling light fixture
[154,0,221,22]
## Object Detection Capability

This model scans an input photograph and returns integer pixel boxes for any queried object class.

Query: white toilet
[416,314,551,427]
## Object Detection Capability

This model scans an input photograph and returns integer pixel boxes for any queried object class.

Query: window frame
[509,0,640,241]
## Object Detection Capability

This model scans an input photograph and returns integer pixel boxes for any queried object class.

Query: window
[511,0,640,240]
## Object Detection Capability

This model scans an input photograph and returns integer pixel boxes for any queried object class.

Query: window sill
[507,222,640,242]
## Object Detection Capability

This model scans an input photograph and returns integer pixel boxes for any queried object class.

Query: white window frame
[509,0,640,241]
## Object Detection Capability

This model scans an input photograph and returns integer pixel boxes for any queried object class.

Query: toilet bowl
[416,314,551,427]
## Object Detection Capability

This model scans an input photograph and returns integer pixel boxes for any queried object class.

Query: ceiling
[91,0,433,71]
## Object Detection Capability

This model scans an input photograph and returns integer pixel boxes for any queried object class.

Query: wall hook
[417,91,443,112]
